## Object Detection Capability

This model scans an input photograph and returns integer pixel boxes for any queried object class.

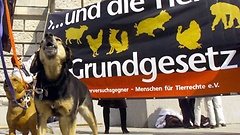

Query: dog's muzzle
[45,33,55,46]
[42,33,58,57]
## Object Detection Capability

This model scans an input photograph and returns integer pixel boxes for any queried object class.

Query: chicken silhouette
[107,29,129,55]
[176,20,202,50]
[86,29,103,57]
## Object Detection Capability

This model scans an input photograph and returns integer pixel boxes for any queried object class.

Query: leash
[4,0,29,108]
[0,0,27,109]
[3,0,26,87]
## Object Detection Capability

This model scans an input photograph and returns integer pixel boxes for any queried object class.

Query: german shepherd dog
[30,33,98,135]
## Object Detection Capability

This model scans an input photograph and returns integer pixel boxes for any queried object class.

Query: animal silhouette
[107,29,129,55]
[176,20,201,50]
[134,10,172,37]
[86,29,103,57]
[210,2,240,30]
[65,25,88,44]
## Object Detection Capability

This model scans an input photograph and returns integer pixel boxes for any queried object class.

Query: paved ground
[0,123,239,135]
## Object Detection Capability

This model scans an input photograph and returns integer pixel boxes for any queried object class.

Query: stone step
[0,106,8,127]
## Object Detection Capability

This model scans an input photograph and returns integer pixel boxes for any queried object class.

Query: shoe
[221,123,226,127]
[183,124,192,128]
[185,125,193,129]
[122,129,130,134]
[210,125,216,129]
[189,125,200,129]
[104,130,109,134]
[47,116,58,123]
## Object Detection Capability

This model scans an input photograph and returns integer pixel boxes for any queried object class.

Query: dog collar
[34,88,48,100]
[12,91,32,109]
[35,69,67,100]
[16,93,26,103]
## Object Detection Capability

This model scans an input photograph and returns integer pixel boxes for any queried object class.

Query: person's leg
[103,107,110,134]
[213,96,226,126]
[189,98,195,124]
[193,97,203,128]
[119,108,130,134]
[205,97,216,128]
[178,99,191,128]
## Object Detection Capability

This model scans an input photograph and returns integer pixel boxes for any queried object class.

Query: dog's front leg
[8,128,16,135]
[37,114,49,135]
[35,100,51,135]
[59,116,77,135]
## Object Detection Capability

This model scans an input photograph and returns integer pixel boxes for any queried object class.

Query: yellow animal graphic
[86,29,103,57]
[107,29,129,55]
[65,25,88,44]
[210,2,240,30]
[134,10,172,37]
[176,20,201,50]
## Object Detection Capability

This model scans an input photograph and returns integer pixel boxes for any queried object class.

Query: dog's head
[40,33,72,64]
[40,33,63,59]
[4,76,27,101]
[30,33,72,74]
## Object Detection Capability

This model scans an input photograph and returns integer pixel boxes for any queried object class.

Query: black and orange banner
[45,0,240,99]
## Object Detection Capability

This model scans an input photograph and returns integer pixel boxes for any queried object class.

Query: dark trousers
[178,98,195,126]
[103,107,127,131]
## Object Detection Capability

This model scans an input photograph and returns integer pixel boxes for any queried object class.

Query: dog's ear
[65,46,73,69]
[30,51,43,74]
